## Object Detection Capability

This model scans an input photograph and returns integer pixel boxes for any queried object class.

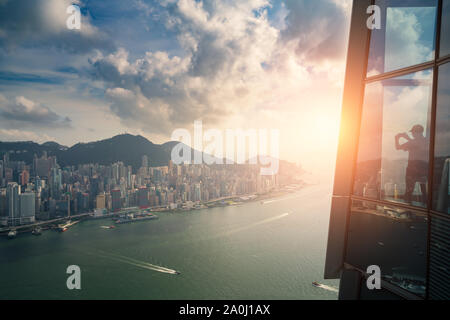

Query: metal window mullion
[426,0,443,299]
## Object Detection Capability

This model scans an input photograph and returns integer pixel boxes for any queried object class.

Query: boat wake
[314,283,338,293]
[222,212,290,237]
[96,250,179,275]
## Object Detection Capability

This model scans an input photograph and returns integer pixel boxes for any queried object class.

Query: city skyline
[0,137,304,228]
[0,0,351,173]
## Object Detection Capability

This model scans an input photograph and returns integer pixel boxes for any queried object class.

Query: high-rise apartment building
[96,193,106,209]
[142,155,148,168]
[6,183,21,226]
[19,193,35,225]
[111,189,121,212]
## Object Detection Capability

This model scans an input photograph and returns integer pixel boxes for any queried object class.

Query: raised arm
[395,133,411,151]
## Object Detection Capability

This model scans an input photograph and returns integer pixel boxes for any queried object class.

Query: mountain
[0,134,178,170]
[0,134,299,172]
[59,134,169,169]
[40,141,68,150]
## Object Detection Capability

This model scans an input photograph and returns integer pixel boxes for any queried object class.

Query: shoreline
[1,183,312,238]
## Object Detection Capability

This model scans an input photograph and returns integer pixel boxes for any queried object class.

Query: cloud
[88,0,350,136]
[0,0,113,53]
[384,8,435,71]
[0,0,351,143]
[280,0,351,65]
[0,94,71,127]
[89,0,282,134]
[0,129,56,143]
[85,0,351,135]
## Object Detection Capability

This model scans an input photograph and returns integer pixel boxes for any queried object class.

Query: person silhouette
[395,125,428,204]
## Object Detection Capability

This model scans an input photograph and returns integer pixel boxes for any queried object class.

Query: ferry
[100,225,116,229]
[32,227,42,236]
[57,220,80,232]
[7,230,17,239]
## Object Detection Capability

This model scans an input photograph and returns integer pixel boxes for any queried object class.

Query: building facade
[325,0,449,300]
[19,193,35,225]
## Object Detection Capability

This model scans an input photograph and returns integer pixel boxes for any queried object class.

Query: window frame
[347,0,449,300]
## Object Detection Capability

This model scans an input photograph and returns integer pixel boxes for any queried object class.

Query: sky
[0,0,352,173]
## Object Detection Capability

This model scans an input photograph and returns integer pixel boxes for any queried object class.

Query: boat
[175,271,181,275]
[57,220,79,232]
[115,214,159,224]
[32,227,42,236]
[8,230,17,239]
[312,281,321,287]
[100,225,116,229]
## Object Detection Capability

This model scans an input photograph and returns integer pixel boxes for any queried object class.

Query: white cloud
[384,7,435,72]
[0,94,71,127]
[0,129,55,143]
[89,0,349,136]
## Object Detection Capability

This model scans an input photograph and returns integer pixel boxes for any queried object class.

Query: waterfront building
[6,183,20,226]
[19,193,35,224]
[138,186,149,208]
[111,189,121,212]
[0,189,7,226]
[96,193,106,209]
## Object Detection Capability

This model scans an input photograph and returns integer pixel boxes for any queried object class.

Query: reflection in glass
[354,70,433,208]
[433,63,450,214]
[367,0,437,77]
[346,200,428,297]
[441,0,450,57]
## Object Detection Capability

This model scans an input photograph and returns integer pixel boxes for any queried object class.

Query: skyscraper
[96,193,106,209]
[0,189,7,226]
[138,186,149,208]
[20,170,29,186]
[6,183,20,226]
[142,155,148,168]
[111,189,121,212]
[19,193,35,225]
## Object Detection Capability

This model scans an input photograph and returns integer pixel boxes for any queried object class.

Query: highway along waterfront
[0,184,339,299]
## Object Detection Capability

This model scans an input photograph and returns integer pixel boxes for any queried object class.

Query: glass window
[354,70,433,208]
[367,0,438,77]
[441,0,450,57]
[346,200,428,297]
[432,62,450,214]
